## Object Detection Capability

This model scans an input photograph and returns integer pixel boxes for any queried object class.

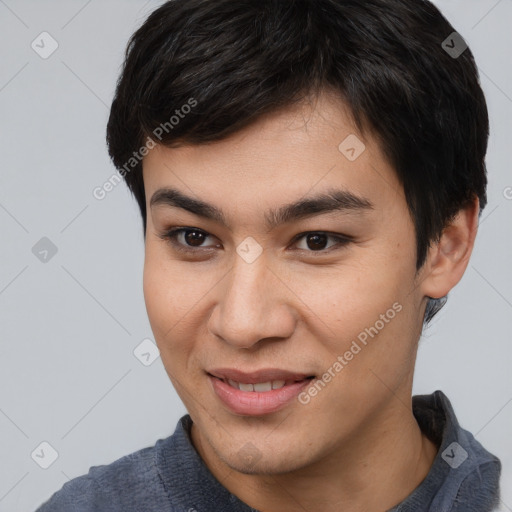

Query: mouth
[208,374,315,392]
[206,368,316,415]
[207,368,316,389]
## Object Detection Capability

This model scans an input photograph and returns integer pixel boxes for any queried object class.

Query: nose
[207,254,296,350]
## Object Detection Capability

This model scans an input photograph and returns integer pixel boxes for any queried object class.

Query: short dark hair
[106,0,489,324]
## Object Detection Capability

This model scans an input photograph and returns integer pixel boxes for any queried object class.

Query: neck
[190,394,439,512]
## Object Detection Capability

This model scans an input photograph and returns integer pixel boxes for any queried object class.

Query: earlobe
[420,197,480,300]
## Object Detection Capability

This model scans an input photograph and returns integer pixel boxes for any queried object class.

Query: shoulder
[450,459,502,511]
[35,441,171,512]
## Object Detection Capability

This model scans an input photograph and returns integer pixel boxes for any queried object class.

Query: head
[106,0,487,474]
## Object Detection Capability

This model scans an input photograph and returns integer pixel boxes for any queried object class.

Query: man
[36,0,502,510]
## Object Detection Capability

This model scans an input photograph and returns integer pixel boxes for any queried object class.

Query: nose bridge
[224,255,272,331]
[209,251,293,348]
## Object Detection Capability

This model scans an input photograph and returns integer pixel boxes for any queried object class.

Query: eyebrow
[150,187,374,230]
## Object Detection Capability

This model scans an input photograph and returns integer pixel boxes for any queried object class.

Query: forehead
[142,91,403,217]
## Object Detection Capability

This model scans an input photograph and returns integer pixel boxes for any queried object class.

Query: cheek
[142,256,198,391]
[142,244,196,347]
[143,256,171,333]
[297,256,408,328]
[290,245,417,370]
[142,242,220,375]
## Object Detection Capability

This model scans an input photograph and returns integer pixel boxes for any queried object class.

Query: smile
[224,378,313,392]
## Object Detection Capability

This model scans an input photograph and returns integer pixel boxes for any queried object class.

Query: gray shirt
[35,390,501,511]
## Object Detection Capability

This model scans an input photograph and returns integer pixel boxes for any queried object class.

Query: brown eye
[183,230,207,247]
[158,228,351,257]
[305,233,329,251]
[158,227,219,253]
[294,232,351,253]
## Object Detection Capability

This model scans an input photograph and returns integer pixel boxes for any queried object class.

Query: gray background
[0,1,510,510]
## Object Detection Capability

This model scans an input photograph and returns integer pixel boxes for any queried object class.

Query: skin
[142,90,479,512]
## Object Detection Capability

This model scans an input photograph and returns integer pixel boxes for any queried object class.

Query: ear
[419,197,480,300]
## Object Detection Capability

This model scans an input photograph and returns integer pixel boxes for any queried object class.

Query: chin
[217,441,313,476]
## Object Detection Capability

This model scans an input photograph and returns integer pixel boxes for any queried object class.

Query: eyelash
[157,227,352,256]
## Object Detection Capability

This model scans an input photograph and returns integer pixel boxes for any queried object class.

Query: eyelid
[158,226,352,256]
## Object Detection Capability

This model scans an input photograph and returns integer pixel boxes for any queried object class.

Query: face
[142,91,428,475]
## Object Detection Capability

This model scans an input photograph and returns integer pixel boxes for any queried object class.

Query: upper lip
[207,368,314,384]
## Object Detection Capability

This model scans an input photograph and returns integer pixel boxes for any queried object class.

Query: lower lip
[209,375,313,416]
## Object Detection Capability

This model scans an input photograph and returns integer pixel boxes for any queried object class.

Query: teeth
[228,379,239,389]
[225,379,288,392]
[254,382,272,392]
